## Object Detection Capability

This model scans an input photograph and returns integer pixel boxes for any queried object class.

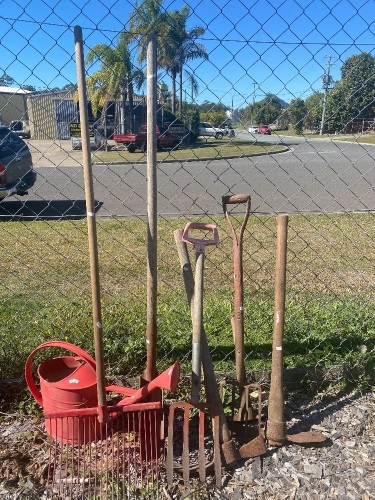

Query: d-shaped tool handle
[182,222,219,254]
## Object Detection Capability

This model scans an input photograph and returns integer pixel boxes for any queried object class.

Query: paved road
[0,137,374,219]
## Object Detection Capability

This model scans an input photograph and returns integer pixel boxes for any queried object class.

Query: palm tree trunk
[179,63,183,118]
[171,68,177,114]
[128,80,135,133]
[119,89,127,134]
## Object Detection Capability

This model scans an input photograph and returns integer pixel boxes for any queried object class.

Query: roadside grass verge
[275,129,375,144]
[0,212,373,386]
[92,138,285,163]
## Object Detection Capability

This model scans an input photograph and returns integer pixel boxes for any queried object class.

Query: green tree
[304,92,324,131]
[129,1,170,76]
[85,33,145,134]
[21,84,36,92]
[287,98,307,134]
[130,1,207,116]
[242,94,285,126]
[181,102,200,143]
[199,101,227,113]
[200,111,227,127]
[325,53,375,133]
[184,70,199,102]
[0,72,15,86]
[166,7,208,115]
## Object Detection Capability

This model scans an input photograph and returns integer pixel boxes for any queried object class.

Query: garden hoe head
[220,379,267,459]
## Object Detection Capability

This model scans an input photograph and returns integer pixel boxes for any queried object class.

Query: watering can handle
[25,341,97,406]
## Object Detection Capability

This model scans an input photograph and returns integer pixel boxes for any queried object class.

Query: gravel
[223,390,375,499]
[0,389,374,498]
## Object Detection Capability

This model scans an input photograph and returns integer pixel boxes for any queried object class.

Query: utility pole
[319,55,334,135]
[250,83,256,126]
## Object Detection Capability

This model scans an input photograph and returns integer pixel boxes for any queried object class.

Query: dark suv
[0,126,37,199]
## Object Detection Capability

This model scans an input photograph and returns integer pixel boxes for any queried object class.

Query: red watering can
[25,341,180,442]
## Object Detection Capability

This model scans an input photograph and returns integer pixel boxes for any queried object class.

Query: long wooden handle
[144,34,158,383]
[267,214,288,444]
[191,251,204,403]
[74,26,106,410]
[222,194,251,385]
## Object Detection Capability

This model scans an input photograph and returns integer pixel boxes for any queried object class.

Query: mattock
[266,214,327,446]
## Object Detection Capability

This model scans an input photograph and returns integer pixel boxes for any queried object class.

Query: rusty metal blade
[286,431,327,444]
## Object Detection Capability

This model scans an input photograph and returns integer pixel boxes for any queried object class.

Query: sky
[1,0,374,109]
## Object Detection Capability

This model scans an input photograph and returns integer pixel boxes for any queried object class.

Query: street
[0,137,374,219]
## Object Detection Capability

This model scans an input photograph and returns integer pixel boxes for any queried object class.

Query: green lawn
[0,213,373,388]
[92,138,286,163]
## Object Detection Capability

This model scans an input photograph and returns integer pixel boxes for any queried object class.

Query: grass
[92,138,286,163]
[274,129,375,143]
[0,213,374,389]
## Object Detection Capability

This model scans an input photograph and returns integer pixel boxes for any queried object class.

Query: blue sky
[1,0,374,109]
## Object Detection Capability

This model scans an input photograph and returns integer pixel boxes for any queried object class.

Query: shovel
[222,194,257,424]
[267,214,327,446]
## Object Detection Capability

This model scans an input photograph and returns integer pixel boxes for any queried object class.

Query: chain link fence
[0,0,374,393]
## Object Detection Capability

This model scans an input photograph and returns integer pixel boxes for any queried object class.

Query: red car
[258,125,272,135]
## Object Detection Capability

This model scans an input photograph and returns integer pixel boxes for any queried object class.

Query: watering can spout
[118,362,180,406]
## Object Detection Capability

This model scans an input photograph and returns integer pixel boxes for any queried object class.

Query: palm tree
[129,0,170,66]
[184,70,199,102]
[164,7,208,115]
[129,1,207,115]
[85,32,145,134]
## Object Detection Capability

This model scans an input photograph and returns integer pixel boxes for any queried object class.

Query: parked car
[9,120,31,139]
[224,124,235,137]
[114,125,180,152]
[258,125,272,135]
[93,118,116,140]
[198,122,224,139]
[0,126,37,199]
[70,122,104,150]
[248,126,259,134]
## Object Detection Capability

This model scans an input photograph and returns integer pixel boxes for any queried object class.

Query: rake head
[43,402,163,499]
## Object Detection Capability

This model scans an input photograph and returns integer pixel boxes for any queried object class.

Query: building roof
[0,86,33,94]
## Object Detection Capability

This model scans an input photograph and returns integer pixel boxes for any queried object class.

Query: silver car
[0,126,37,199]
[198,122,224,139]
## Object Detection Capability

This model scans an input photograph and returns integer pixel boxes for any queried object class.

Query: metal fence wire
[0,0,374,396]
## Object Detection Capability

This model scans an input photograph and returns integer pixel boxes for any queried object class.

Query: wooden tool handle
[267,214,288,445]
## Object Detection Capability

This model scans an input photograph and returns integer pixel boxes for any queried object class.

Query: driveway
[26,139,87,167]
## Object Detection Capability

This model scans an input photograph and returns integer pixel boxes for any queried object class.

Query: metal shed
[27,90,77,140]
[0,86,31,125]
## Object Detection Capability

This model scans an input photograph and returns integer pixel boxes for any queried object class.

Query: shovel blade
[239,435,267,459]
[221,439,241,467]
[286,431,327,444]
